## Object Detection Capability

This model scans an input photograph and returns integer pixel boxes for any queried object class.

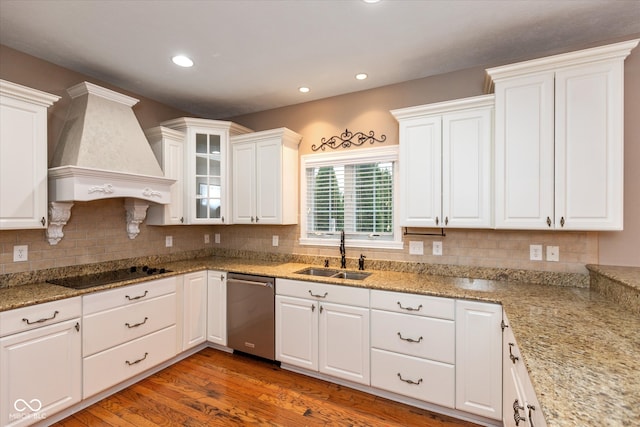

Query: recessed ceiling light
[355,73,368,80]
[172,55,194,67]
[362,0,381,3]
[299,86,310,93]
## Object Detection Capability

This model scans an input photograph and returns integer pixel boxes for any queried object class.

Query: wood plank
[53,348,480,427]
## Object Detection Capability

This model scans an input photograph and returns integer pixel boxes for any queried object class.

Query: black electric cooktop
[47,266,172,290]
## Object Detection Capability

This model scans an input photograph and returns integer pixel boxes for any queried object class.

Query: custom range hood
[47,82,174,245]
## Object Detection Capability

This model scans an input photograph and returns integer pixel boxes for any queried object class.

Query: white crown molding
[390,94,495,120]
[484,38,640,92]
[0,79,60,107]
[66,81,139,107]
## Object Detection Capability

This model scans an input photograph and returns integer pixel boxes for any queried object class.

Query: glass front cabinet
[160,118,252,225]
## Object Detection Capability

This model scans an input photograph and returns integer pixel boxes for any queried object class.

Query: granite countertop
[1,256,638,426]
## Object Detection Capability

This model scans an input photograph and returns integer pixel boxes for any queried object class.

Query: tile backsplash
[0,198,597,276]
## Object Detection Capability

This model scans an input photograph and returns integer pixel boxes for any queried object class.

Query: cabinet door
[0,93,49,230]
[182,271,207,350]
[555,60,624,230]
[147,128,185,225]
[442,107,492,228]
[319,302,370,385]
[494,73,555,229]
[232,141,256,224]
[255,138,282,224]
[1,318,81,426]
[455,300,502,420]
[398,115,442,227]
[275,295,318,371]
[188,128,228,224]
[207,270,227,346]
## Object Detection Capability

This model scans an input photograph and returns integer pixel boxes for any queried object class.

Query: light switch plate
[204,234,210,244]
[530,244,543,261]
[214,233,220,244]
[272,235,279,247]
[547,246,559,262]
[433,241,443,256]
[165,236,173,247]
[409,241,424,255]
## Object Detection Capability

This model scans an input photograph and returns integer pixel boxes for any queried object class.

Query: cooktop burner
[47,266,172,290]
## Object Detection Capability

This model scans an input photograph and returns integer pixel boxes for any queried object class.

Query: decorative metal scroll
[312,128,386,151]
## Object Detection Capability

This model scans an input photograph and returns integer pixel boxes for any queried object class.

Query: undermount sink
[294,267,372,281]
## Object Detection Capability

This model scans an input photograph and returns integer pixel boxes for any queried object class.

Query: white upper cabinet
[0,80,60,230]
[392,95,494,228]
[488,39,638,230]
[145,126,186,225]
[161,118,252,225]
[231,128,301,225]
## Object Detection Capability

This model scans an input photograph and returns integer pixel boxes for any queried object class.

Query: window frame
[299,145,402,250]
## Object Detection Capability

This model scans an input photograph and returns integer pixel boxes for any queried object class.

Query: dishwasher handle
[228,278,273,288]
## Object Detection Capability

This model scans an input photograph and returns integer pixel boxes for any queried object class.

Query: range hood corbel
[47,82,175,245]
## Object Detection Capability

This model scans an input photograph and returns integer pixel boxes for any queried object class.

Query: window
[300,145,401,249]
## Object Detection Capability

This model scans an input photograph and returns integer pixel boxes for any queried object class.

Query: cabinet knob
[560,216,565,227]
[41,217,46,227]
[220,274,225,281]
[445,216,449,226]
[501,320,509,331]
[528,404,537,427]
[546,216,552,227]
[180,217,184,223]
[435,216,439,226]
[251,216,254,222]
[255,216,259,223]
[221,216,225,223]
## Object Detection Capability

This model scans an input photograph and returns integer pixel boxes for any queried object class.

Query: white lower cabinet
[275,279,370,385]
[370,290,456,409]
[0,298,81,427]
[182,271,208,350]
[502,313,547,427]
[207,270,227,346]
[82,277,178,398]
[455,299,503,420]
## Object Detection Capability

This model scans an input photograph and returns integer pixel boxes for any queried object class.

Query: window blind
[306,161,394,240]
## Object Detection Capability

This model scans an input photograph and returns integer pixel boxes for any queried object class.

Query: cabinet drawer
[83,325,177,398]
[277,279,369,307]
[371,348,454,409]
[370,290,454,320]
[0,297,81,337]
[83,276,178,314]
[371,310,454,364]
[83,293,177,356]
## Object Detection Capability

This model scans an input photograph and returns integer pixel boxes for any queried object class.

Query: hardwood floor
[54,348,480,426]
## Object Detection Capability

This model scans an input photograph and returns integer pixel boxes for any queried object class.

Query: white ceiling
[1,0,639,118]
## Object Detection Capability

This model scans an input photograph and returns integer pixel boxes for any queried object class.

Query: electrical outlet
[13,245,28,262]
[530,244,543,261]
[214,233,220,244]
[165,236,173,247]
[547,246,559,262]
[433,241,443,256]
[272,235,279,247]
[204,234,210,244]
[409,241,424,255]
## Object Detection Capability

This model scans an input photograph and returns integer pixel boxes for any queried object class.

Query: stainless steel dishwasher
[226,273,276,360]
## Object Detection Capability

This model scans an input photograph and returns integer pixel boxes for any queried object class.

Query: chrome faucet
[340,230,346,268]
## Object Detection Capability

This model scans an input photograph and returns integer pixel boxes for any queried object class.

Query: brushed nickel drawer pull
[125,352,148,366]
[527,404,537,427]
[308,290,328,298]
[125,290,148,301]
[513,399,526,425]
[397,373,422,385]
[125,317,148,328]
[397,302,422,312]
[509,342,519,364]
[397,332,423,343]
[23,310,59,325]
